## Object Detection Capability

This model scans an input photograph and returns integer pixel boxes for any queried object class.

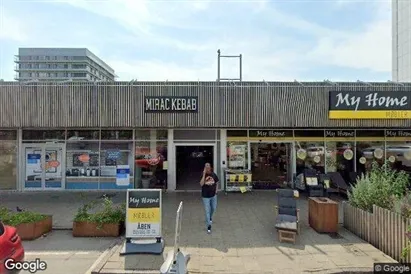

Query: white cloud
[0,9,27,42]
[0,0,392,81]
[307,1,391,72]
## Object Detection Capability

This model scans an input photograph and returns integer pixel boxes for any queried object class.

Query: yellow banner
[229,175,236,182]
[329,110,411,119]
[127,208,160,223]
[238,175,244,182]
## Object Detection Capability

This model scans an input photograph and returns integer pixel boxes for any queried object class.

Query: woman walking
[199,163,219,234]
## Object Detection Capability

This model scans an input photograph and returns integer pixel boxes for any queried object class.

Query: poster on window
[26,153,42,176]
[116,165,130,186]
[229,145,246,168]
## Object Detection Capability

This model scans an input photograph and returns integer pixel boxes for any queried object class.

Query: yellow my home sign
[126,189,162,238]
[329,91,411,119]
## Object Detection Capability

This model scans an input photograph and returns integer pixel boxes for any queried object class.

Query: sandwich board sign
[121,189,164,255]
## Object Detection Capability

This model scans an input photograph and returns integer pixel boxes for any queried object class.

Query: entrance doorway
[22,143,65,190]
[176,145,214,190]
[250,142,292,189]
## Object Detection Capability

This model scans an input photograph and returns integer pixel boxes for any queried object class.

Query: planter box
[16,216,53,241]
[40,215,53,234]
[72,221,120,237]
[343,202,411,263]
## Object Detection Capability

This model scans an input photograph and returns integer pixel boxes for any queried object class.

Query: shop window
[295,141,325,175]
[65,142,100,189]
[67,130,100,140]
[0,133,17,189]
[99,142,133,189]
[23,130,66,140]
[101,130,133,140]
[135,129,167,140]
[385,142,411,175]
[135,141,167,189]
[0,130,17,140]
[325,141,355,183]
[227,142,248,169]
[356,141,385,174]
[356,130,385,175]
[250,142,292,189]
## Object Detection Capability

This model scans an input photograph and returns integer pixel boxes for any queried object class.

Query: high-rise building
[14,48,116,82]
[392,0,411,82]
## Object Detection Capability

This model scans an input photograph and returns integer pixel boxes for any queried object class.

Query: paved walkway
[21,231,115,274]
[1,191,397,273]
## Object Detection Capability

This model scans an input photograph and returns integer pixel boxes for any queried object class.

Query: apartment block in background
[392,0,411,82]
[14,48,116,82]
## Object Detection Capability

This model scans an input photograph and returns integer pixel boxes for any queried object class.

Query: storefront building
[1,81,411,191]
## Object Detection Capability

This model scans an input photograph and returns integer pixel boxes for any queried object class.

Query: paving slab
[1,191,397,273]
[18,230,116,274]
[84,192,395,274]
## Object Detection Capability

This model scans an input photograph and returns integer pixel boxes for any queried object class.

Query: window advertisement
[385,130,411,175]
[44,147,64,188]
[65,130,100,190]
[100,142,133,189]
[325,142,355,183]
[356,130,385,175]
[135,141,168,189]
[0,131,17,190]
[227,142,248,169]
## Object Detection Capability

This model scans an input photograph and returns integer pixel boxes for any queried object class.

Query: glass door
[23,145,44,189]
[23,144,65,190]
[44,144,65,189]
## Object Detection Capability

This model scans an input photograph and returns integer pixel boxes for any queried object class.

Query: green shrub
[348,162,409,212]
[393,192,411,218]
[73,196,125,229]
[0,206,47,226]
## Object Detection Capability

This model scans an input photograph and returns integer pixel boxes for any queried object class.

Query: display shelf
[224,169,253,193]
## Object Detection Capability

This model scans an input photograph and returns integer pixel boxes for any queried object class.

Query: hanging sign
[343,149,354,160]
[144,96,198,112]
[116,165,130,186]
[325,130,355,138]
[297,149,307,160]
[374,148,384,159]
[385,130,411,139]
[126,189,162,238]
[249,130,293,138]
[329,91,411,119]
[388,156,396,163]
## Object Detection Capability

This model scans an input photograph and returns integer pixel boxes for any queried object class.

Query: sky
[0,0,392,81]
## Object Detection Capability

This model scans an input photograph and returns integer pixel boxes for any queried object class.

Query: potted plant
[72,197,124,237]
[0,207,52,240]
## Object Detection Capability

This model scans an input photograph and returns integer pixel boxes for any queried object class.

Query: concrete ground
[0,190,397,273]
[20,230,116,274]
